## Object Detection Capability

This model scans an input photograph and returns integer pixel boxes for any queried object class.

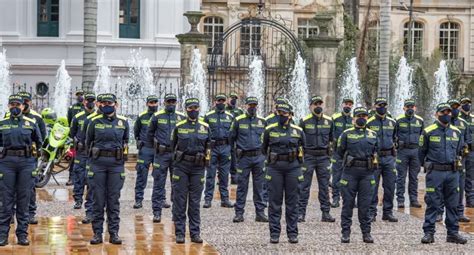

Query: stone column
[303,14,342,113]
[176,11,210,89]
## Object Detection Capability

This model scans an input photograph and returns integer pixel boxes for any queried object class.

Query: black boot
[382,214,398,222]
[233,215,244,223]
[297,215,305,223]
[436,214,443,222]
[203,200,212,208]
[331,200,340,208]
[221,200,234,208]
[28,216,38,225]
[421,233,434,244]
[191,235,203,243]
[321,211,335,222]
[66,179,73,186]
[288,236,298,244]
[255,213,269,222]
[153,215,161,223]
[0,236,8,246]
[446,233,467,244]
[176,235,185,244]
[90,233,103,245]
[133,201,142,209]
[81,216,92,224]
[17,236,29,246]
[163,201,171,208]
[109,233,122,245]
[458,215,470,222]
[270,236,279,244]
[410,201,422,208]
[362,233,374,243]
[341,232,350,243]
[73,201,82,210]
[398,202,405,208]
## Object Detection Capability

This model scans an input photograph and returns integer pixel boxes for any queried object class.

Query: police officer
[146,93,185,222]
[67,89,85,186]
[0,95,42,246]
[262,103,305,244]
[86,93,129,245]
[337,107,377,243]
[460,97,474,208]
[395,99,424,208]
[16,91,46,225]
[203,94,234,208]
[367,97,398,222]
[69,93,96,225]
[171,98,210,244]
[298,96,335,223]
[226,92,244,184]
[132,95,159,209]
[331,98,354,208]
[265,97,289,126]
[420,103,467,244]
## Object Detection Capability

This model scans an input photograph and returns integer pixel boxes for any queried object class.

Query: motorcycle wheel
[36,162,52,188]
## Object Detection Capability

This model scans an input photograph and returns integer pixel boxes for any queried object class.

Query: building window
[403,21,424,59]
[204,17,224,54]
[367,20,379,54]
[119,0,140,38]
[240,25,261,56]
[297,18,319,38]
[37,0,59,37]
[439,22,460,59]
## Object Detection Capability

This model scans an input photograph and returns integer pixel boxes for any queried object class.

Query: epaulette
[87,112,99,119]
[367,128,377,134]
[257,116,265,121]
[224,111,234,118]
[91,115,103,121]
[176,111,185,116]
[4,112,10,118]
[117,115,127,121]
[450,125,461,133]
[139,110,148,117]
[198,120,209,128]
[322,114,332,121]
[236,114,247,121]
[205,110,215,116]
[75,111,86,119]
[290,124,303,131]
[303,114,312,122]
[367,116,376,123]
[23,116,36,123]
[414,114,424,121]
[265,113,275,121]
[424,124,437,134]
[30,109,42,118]
[396,114,405,121]
[265,123,278,130]
[176,119,187,127]
[387,116,396,123]
[155,109,166,116]
[332,112,342,119]
[342,127,356,134]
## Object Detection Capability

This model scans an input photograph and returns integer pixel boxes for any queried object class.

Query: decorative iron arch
[207,17,304,113]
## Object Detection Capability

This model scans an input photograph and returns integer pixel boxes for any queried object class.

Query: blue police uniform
[298,112,335,222]
[203,108,234,206]
[86,94,129,244]
[337,120,377,242]
[231,109,267,221]
[419,114,466,244]
[330,111,353,206]
[171,100,210,243]
[461,109,474,206]
[367,113,398,221]
[395,112,424,206]
[262,110,305,243]
[0,95,42,246]
[146,107,185,220]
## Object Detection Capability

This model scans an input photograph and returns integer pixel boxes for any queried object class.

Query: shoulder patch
[265,123,278,130]
[424,124,437,134]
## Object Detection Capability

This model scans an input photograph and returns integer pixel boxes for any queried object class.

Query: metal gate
[207,17,303,114]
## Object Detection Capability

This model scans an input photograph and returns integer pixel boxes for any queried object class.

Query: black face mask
[187,110,199,119]
[279,115,289,125]
[451,108,460,118]
[216,103,225,111]
[86,102,95,110]
[165,105,176,113]
[376,106,387,115]
[230,99,237,106]
[461,104,471,112]
[405,109,414,116]
[10,107,21,116]
[343,107,352,114]
[23,103,29,112]
[148,106,158,112]
[77,96,84,103]
[99,105,115,115]
[356,117,367,127]
[247,107,257,116]
[438,114,451,124]
[313,107,323,115]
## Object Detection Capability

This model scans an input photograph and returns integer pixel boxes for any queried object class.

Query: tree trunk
[378,0,391,98]
[82,0,98,92]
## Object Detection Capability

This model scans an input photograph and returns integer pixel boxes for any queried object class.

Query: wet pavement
[0,160,472,254]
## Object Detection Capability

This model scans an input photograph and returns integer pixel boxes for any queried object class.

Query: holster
[115,147,124,160]
[205,149,211,167]
[269,152,278,164]
[397,141,405,150]
[32,144,38,158]
[392,147,397,157]
[344,154,354,167]
[288,150,297,162]
[158,145,167,154]
[195,153,205,167]
[175,150,184,161]
[455,156,463,171]
[25,146,32,158]
[0,147,5,159]
[92,147,100,159]
[236,149,243,159]
[298,146,304,163]
[137,140,143,150]
[423,162,433,173]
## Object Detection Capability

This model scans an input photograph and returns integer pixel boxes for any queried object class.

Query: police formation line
[0,90,472,246]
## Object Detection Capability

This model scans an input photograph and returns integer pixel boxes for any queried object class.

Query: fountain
[93,48,111,95]
[248,55,265,116]
[339,57,362,107]
[182,48,208,115]
[288,52,309,123]
[0,48,12,117]
[432,60,450,109]
[391,56,414,117]
[52,60,72,118]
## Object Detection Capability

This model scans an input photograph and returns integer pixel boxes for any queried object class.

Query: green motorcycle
[36,115,74,188]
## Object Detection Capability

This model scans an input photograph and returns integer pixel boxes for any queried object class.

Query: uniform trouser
[266,162,302,238]
[204,144,230,202]
[234,155,266,216]
[331,154,343,202]
[230,149,237,182]
[340,167,375,235]
[0,156,36,238]
[72,153,93,216]
[439,159,466,217]
[396,148,421,204]
[134,146,154,202]
[89,157,125,235]
[152,152,173,217]
[423,169,460,236]
[465,152,474,205]
[298,155,331,217]
[370,155,396,217]
[172,162,205,237]
[68,159,75,181]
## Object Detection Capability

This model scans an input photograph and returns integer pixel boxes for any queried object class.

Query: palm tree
[378,0,391,98]
[82,0,98,92]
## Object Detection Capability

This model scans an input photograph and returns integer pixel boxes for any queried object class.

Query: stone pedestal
[176,11,210,88]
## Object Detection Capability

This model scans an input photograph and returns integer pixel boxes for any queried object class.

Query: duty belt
[213,139,229,146]
[6,149,26,157]
[352,160,369,167]
[98,151,116,157]
[242,150,262,157]
[305,149,328,156]
[183,154,197,162]
[431,164,454,171]
[400,144,419,149]
[379,149,394,157]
